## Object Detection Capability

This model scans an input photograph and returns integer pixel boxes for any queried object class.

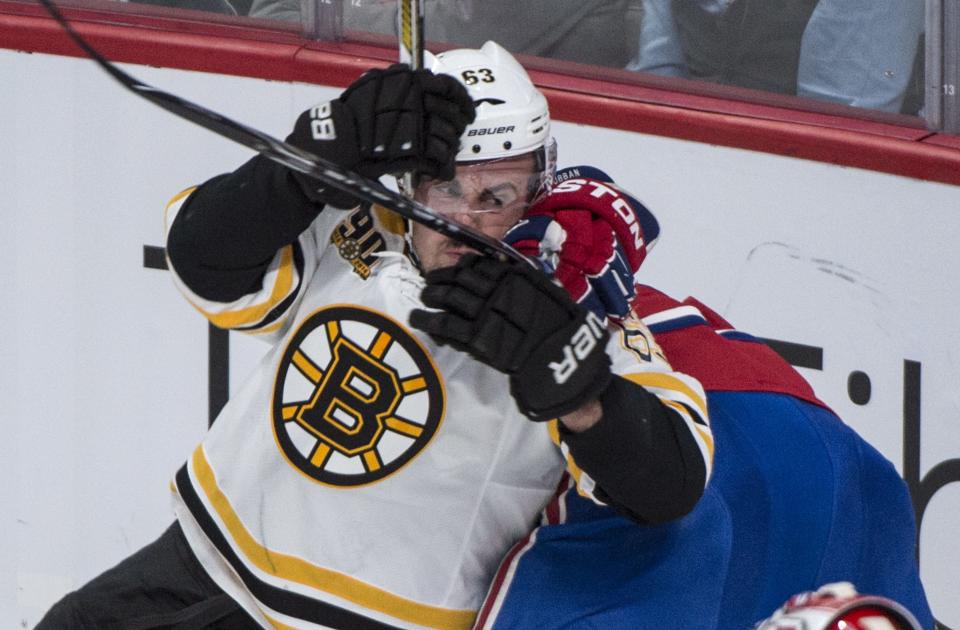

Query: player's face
[411,153,539,272]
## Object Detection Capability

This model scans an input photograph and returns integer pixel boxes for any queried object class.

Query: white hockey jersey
[163,193,713,630]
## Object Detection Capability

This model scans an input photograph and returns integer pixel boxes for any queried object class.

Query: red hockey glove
[504,212,630,320]
[504,166,660,321]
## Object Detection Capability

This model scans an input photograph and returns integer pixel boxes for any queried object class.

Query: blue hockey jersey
[475,287,933,630]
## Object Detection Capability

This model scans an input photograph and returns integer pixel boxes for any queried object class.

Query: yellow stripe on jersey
[547,421,594,500]
[250,317,289,336]
[372,203,407,235]
[370,331,392,359]
[292,350,324,384]
[190,447,476,629]
[661,399,715,460]
[385,416,424,438]
[200,246,296,330]
[621,372,709,421]
[326,320,340,341]
[264,614,299,630]
[363,450,382,472]
[163,186,198,229]
[309,442,332,468]
[546,420,561,449]
[401,376,427,394]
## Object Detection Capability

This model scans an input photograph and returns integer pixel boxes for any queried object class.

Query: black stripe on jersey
[675,400,709,426]
[175,464,403,630]
[235,243,306,332]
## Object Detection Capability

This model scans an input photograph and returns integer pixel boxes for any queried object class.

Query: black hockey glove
[287,64,475,208]
[409,254,613,420]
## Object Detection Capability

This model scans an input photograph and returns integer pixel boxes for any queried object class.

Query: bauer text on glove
[408,254,612,420]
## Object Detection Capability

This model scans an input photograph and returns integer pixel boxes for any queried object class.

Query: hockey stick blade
[36,0,528,265]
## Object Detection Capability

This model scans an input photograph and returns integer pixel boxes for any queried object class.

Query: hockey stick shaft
[397,0,424,69]
[37,0,527,265]
[397,0,424,203]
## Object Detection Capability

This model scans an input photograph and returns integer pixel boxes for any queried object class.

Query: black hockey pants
[35,521,260,629]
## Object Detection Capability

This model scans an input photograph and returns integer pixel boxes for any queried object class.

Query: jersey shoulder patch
[330,206,389,279]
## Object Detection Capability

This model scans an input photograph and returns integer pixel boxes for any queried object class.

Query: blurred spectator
[248,0,642,68]
[133,0,246,15]
[627,0,924,114]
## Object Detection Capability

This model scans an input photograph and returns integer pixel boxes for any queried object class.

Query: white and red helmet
[756,583,922,630]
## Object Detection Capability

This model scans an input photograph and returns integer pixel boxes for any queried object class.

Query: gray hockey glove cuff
[409,254,612,420]
[286,64,475,208]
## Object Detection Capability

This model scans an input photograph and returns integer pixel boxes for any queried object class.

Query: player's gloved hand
[287,64,475,208]
[504,166,659,322]
[409,254,612,420]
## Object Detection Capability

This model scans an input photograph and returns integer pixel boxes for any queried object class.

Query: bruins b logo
[273,305,445,486]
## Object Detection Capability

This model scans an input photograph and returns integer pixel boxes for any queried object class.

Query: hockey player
[37,43,713,629]
[473,165,935,629]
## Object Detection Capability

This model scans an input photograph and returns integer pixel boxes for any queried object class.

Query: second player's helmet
[756,583,922,630]
[425,41,556,196]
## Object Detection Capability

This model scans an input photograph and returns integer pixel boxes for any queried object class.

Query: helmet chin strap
[403,230,424,272]
[393,176,420,270]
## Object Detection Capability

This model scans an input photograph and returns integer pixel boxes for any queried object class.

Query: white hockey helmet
[426,41,554,165]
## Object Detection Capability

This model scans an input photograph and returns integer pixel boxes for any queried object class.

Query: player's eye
[479,193,504,210]
[437,180,462,195]
[478,189,517,212]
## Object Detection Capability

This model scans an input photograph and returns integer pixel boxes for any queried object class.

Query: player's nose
[451,208,482,227]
